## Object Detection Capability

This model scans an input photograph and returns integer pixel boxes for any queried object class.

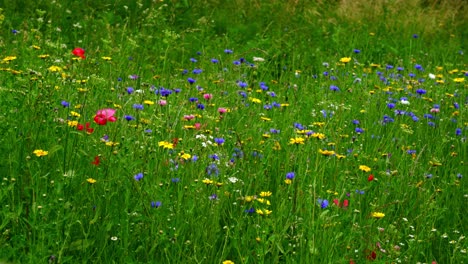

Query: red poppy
[94,108,117,125]
[91,156,100,166]
[368,174,375,181]
[366,250,377,260]
[333,199,350,208]
[72,47,86,59]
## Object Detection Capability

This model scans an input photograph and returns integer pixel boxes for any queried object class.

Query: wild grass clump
[0,1,466,263]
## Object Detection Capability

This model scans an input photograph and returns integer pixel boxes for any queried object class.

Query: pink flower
[218,108,227,114]
[203,93,213,100]
[194,123,201,130]
[158,100,167,106]
[184,114,195,121]
[94,108,117,125]
[430,108,440,113]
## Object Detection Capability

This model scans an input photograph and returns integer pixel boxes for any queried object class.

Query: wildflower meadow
[0,1,466,263]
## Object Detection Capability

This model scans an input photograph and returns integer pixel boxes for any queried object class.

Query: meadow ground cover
[0,0,466,263]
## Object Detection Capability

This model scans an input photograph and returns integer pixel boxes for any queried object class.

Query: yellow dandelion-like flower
[102,56,112,61]
[87,178,97,184]
[2,56,17,62]
[312,122,325,127]
[249,97,261,104]
[67,120,78,127]
[38,54,49,59]
[280,103,289,107]
[289,137,305,145]
[371,212,385,219]
[340,57,351,63]
[260,117,271,121]
[453,78,465,83]
[259,191,272,197]
[70,111,81,118]
[256,198,271,205]
[244,196,254,202]
[273,141,281,151]
[105,141,119,147]
[179,153,191,160]
[262,133,271,138]
[256,209,272,215]
[223,260,235,264]
[336,154,346,159]
[311,133,326,140]
[284,179,292,185]
[202,178,213,185]
[319,149,335,156]
[32,45,41,50]
[158,141,174,149]
[48,65,62,72]
[144,100,155,105]
[33,149,49,157]
[359,165,371,172]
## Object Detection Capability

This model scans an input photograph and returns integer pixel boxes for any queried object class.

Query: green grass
[0,1,466,263]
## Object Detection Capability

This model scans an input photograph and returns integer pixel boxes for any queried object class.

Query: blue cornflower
[151,201,161,208]
[211,58,219,63]
[259,82,269,90]
[409,73,416,78]
[416,89,427,95]
[264,104,272,110]
[173,88,181,93]
[455,128,462,136]
[330,85,340,91]
[352,119,360,125]
[355,127,364,133]
[353,49,361,53]
[238,91,247,98]
[318,199,329,209]
[453,102,459,109]
[61,100,70,107]
[172,178,180,183]
[423,114,434,119]
[382,115,394,123]
[237,81,248,88]
[233,60,241,65]
[134,173,143,181]
[145,129,153,133]
[286,172,295,179]
[189,97,198,103]
[133,104,144,110]
[415,64,423,71]
[270,128,280,134]
[267,91,276,97]
[124,115,135,121]
[126,87,134,94]
[427,121,435,127]
[192,68,203,74]
[160,88,172,97]
[413,34,419,38]
[407,150,416,155]
[224,49,233,54]
[187,77,196,84]
[294,123,305,130]
[425,173,433,179]
[197,103,205,110]
[245,208,255,214]
[397,67,404,71]
[191,155,198,162]
[12,29,19,34]
[206,163,219,176]
[356,189,365,194]
[209,194,218,200]
[457,173,463,179]
[386,65,394,70]
[412,115,419,122]
[272,102,281,108]
[182,69,188,75]
[214,138,225,145]
[323,71,329,76]
[190,58,197,63]
[387,103,396,109]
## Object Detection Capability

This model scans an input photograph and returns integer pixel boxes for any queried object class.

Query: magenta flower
[94,108,117,125]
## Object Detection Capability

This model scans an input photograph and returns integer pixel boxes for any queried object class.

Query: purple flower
[133,104,144,110]
[129,74,139,80]
[171,178,180,183]
[196,103,205,110]
[412,34,419,38]
[214,138,225,145]
[455,128,462,136]
[134,173,143,181]
[187,78,196,84]
[270,128,280,134]
[224,49,233,54]
[206,163,219,176]
[211,58,219,63]
[192,68,203,74]
[457,173,463,179]
[286,172,295,179]
[61,100,70,107]
[126,87,134,94]
[259,82,268,90]
[355,127,364,133]
[190,58,197,63]
[397,67,404,71]
[387,103,396,109]
[352,119,360,125]
[237,81,248,88]
[233,60,241,65]
[416,89,427,95]
[353,49,361,53]
[124,115,135,121]
[189,97,198,103]
[318,199,329,208]
[151,201,161,208]
[182,69,188,75]
[209,194,218,200]
[415,64,423,71]
[330,85,340,91]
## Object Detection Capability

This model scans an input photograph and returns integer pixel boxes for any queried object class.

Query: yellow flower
[87,178,97,184]
[256,198,271,205]
[144,100,155,105]
[244,196,254,202]
[202,179,213,185]
[284,179,292,185]
[249,97,261,104]
[335,154,346,159]
[453,77,465,83]
[102,56,112,61]
[38,54,49,59]
[262,133,271,138]
[33,149,48,157]
[340,57,351,63]
[2,56,17,62]
[312,122,325,127]
[359,165,371,172]
[371,212,385,219]
[273,141,281,151]
[260,117,271,121]
[105,141,119,147]
[311,133,326,140]
[223,260,235,264]
[429,160,442,167]
[48,65,62,72]
[32,45,41,50]
[256,209,272,215]
[158,141,174,149]
[259,191,272,197]
[67,120,78,127]
[289,137,305,145]
[179,153,191,160]
[70,111,81,118]
[319,149,335,156]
